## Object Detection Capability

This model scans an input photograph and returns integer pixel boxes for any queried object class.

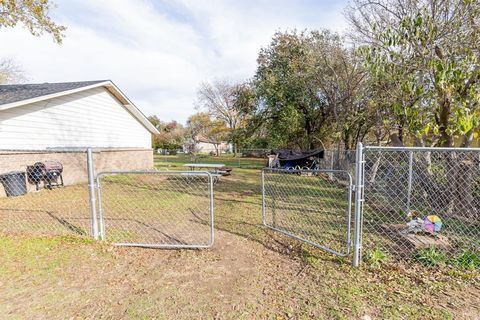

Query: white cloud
[0,0,348,124]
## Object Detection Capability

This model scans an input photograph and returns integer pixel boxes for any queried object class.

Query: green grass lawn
[98,173,213,245]
[155,153,266,169]
[0,165,479,319]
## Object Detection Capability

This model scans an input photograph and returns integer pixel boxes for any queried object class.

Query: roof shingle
[0,80,108,106]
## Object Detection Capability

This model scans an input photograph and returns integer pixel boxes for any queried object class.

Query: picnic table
[184,163,226,173]
[183,163,229,184]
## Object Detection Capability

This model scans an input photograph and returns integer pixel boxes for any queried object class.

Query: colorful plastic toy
[424,215,442,233]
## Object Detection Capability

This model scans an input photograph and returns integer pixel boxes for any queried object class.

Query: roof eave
[101,81,159,134]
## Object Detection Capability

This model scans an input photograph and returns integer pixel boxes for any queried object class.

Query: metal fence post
[96,175,105,240]
[406,151,414,213]
[272,173,277,228]
[353,142,364,267]
[328,151,334,179]
[261,169,266,225]
[87,148,99,240]
[208,172,215,247]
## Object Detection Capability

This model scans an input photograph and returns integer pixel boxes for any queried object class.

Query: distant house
[184,136,231,155]
[0,80,159,194]
[195,140,231,154]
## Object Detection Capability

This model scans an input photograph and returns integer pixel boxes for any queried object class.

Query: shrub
[451,250,480,270]
[364,245,388,268]
[413,247,447,267]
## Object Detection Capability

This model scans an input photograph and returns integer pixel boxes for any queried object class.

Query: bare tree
[0,58,26,84]
[196,80,252,154]
[197,80,237,128]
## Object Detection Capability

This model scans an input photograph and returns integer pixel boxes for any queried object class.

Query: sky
[0,0,349,124]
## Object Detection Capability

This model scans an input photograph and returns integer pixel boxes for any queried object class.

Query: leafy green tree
[228,82,257,150]
[148,116,185,150]
[309,31,369,150]
[253,30,368,150]
[0,0,66,43]
[1,1,66,84]
[348,0,480,216]
[254,31,330,149]
[348,0,480,147]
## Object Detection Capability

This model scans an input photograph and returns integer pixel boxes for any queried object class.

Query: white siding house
[0,81,157,150]
[0,81,160,194]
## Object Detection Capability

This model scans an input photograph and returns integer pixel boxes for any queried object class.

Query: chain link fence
[0,149,94,236]
[317,149,356,185]
[0,148,215,248]
[318,150,356,173]
[262,146,479,267]
[362,146,480,262]
[262,168,353,256]
[96,171,214,248]
[2,145,478,266]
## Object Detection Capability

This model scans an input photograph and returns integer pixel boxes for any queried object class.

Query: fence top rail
[262,167,353,184]
[363,145,480,152]
[0,148,152,154]
[0,149,91,154]
[96,170,213,179]
[263,167,352,173]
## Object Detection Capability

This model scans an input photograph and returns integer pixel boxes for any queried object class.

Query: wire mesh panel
[262,168,353,256]
[362,147,480,261]
[0,149,92,236]
[318,150,357,176]
[97,171,214,248]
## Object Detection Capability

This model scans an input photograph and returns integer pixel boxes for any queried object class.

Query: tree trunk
[456,156,478,218]
[368,153,382,184]
[398,126,404,143]
[233,141,237,157]
[451,130,478,217]
[446,152,478,218]
[461,130,474,148]
[306,121,315,149]
[438,95,454,147]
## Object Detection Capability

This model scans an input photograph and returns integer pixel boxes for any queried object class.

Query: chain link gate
[96,170,214,248]
[262,168,354,256]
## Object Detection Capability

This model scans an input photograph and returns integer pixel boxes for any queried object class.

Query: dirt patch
[0,231,478,319]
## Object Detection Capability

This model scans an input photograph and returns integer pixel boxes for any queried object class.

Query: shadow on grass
[212,212,346,265]
[45,211,87,236]
[0,208,88,236]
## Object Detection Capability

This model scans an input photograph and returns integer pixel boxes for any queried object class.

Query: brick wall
[0,148,153,197]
